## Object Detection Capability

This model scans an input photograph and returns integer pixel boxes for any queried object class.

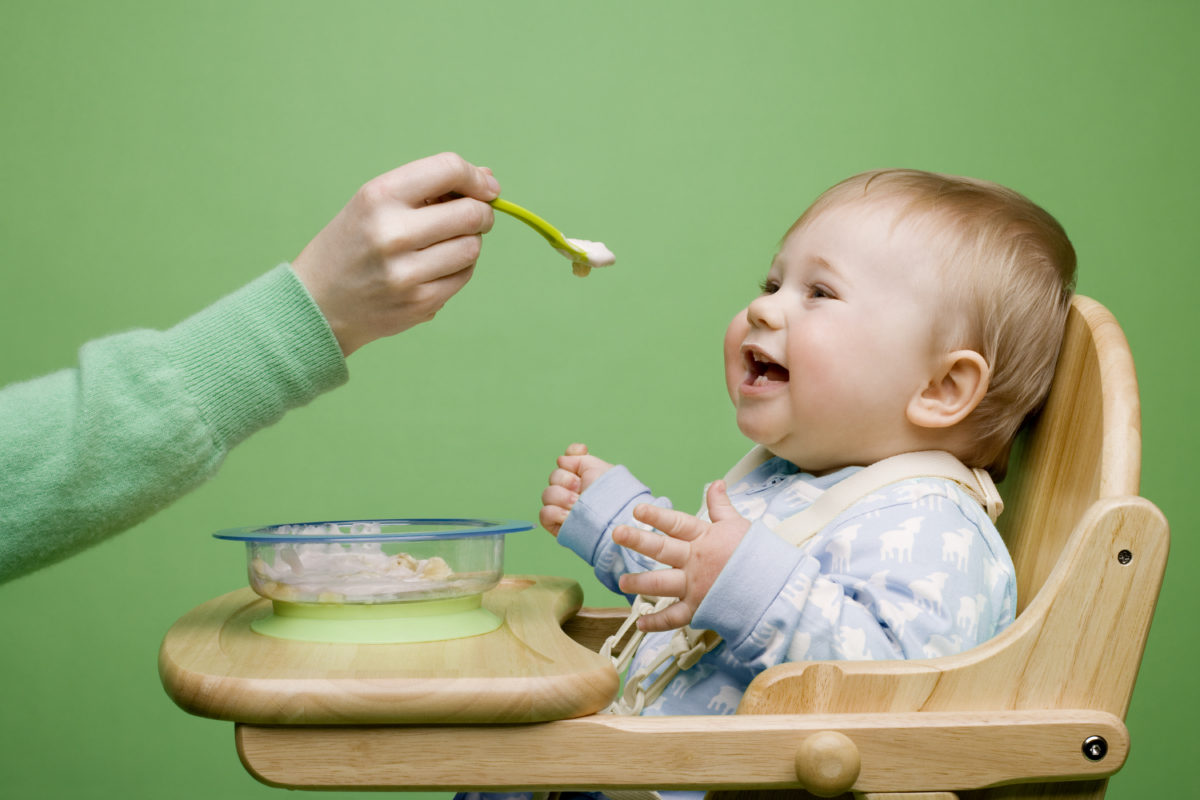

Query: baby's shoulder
[844,476,989,525]
[812,477,1000,554]
[818,477,1012,567]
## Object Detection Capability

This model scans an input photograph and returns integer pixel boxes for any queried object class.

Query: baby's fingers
[556,453,613,492]
[541,483,578,510]
[632,503,706,542]
[618,568,686,601]
[556,454,586,475]
[636,599,695,632]
[613,524,690,567]
[705,480,743,522]
[539,504,569,537]
[548,467,581,492]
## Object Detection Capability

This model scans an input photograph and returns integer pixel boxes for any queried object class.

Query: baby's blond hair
[792,169,1076,479]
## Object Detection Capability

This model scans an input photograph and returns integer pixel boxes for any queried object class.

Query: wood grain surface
[159,575,619,724]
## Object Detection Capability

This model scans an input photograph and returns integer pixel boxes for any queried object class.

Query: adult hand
[614,480,750,631]
[292,152,501,356]
[539,443,614,536]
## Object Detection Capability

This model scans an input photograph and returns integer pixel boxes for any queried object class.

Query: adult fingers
[390,233,483,286]
[632,503,707,542]
[418,195,496,245]
[373,152,501,207]
[564,443,589,456]
[430,253,480,299]
[372,196,494,255]
[374,261,475,334]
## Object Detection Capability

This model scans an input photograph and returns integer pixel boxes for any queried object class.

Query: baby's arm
[542,444,676,598]
[612,479,1016,671]
[695,487,1016,671]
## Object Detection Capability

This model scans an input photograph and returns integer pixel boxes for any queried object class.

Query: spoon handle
[489,198,585,258]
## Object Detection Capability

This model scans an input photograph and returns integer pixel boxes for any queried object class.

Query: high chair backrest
[998,295,1141,615]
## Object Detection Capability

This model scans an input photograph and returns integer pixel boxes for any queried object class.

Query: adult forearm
[0,265,347,583]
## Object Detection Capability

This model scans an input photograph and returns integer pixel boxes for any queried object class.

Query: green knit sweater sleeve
[0,264,348,583]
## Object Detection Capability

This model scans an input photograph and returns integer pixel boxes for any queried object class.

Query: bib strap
[765,449,1003,549]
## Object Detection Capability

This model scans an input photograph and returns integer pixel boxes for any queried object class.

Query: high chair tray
[159,575,619,724]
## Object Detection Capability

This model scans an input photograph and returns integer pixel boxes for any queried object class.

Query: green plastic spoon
[490,197,615,277]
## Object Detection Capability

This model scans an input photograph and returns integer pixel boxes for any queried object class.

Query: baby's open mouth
[744,348,790,386]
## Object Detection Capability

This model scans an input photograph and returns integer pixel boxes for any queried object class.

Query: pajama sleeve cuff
[692,521,805,648]
[558,465,654,565]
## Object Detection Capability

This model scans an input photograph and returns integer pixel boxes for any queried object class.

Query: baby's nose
[746,293,784,329]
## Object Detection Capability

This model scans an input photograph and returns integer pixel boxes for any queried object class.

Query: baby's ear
[907,350,990,429]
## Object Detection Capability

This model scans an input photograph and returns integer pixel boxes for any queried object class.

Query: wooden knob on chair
[794,730,861,797]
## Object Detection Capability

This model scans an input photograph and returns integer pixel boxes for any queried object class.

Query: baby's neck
[784,429,972,477]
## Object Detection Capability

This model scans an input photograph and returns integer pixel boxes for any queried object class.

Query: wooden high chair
[224,296,1169,799]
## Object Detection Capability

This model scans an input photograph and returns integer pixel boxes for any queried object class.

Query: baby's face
[723,198,949,472]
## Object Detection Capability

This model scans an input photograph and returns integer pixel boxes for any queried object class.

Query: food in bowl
[215,519,529,605]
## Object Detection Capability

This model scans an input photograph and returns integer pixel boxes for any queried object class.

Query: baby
[540,169,1077,727]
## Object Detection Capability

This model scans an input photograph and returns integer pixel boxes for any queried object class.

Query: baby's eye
[758,278,780,294]
[808,283,835,300]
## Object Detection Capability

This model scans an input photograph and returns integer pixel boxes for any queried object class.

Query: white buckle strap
[605,596,702,716]
[969,466,1005,522]
[600,596,673,680]
[771,450,1004,549]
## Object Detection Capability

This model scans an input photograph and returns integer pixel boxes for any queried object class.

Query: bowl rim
[213,517,532,543]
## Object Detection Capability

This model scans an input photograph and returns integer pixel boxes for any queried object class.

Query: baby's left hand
[614,480,750,631]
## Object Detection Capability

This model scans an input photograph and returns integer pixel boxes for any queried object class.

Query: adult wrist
[164,264,348,450]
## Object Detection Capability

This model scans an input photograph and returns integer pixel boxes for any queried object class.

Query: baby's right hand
[539,443,613,537]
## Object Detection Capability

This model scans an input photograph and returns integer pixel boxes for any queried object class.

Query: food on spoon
[560,238,616,277]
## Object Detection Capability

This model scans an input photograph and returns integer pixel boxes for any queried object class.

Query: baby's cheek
[723,314,748,403]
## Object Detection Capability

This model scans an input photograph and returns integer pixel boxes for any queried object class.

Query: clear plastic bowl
[214,518,530,605]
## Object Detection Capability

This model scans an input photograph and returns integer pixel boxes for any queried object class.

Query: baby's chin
[733,420,843,474]
[734,416,789,458]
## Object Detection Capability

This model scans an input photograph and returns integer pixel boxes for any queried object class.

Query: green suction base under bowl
[251,593,501,644]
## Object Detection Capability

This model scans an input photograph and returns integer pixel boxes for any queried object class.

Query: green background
[1,1,1195,797]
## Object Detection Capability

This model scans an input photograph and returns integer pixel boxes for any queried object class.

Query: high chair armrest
[235,709,1127,794]
[562,606,629,652]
